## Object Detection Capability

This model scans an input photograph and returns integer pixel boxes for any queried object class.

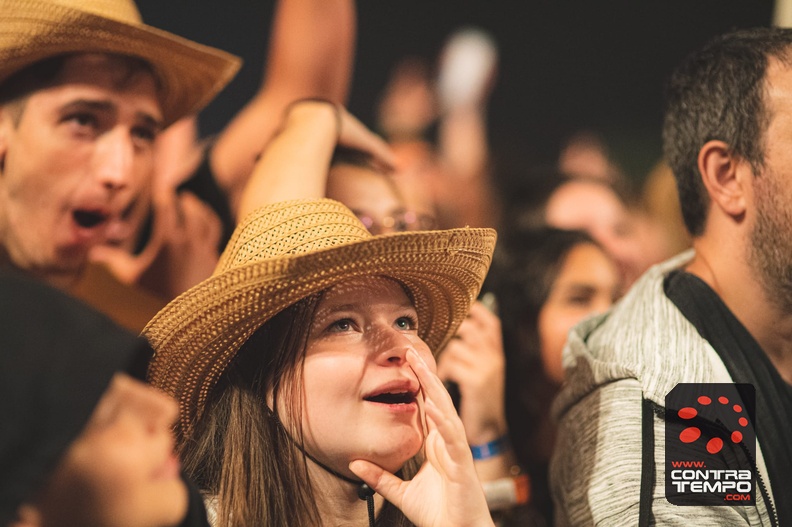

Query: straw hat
[145,199,496,439]
[0,0,241,125]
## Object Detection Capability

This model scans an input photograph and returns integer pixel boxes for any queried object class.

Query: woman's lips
[363,388,419,413]
[365,398,419,413]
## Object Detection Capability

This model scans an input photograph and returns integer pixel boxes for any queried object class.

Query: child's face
[26,373,186,527]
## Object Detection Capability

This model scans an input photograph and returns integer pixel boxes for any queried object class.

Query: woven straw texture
[145,199,496,440]
[0,0,240,125]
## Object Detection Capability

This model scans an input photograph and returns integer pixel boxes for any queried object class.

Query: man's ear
[697,140,749,220]
[8,502,42,527]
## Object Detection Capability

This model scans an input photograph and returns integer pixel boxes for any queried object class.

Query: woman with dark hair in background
[489,227,621,525]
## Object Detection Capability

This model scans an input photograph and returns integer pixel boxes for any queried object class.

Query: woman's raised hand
[238,100,394,219]
[349,349,495,527]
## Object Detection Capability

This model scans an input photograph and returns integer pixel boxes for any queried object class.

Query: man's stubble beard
[748,168,792,314]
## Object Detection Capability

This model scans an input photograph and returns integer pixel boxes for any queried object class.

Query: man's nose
[137,382,180,433]
[93,128,134,193]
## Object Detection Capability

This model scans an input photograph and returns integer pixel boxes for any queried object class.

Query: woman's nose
[371,327,414,365]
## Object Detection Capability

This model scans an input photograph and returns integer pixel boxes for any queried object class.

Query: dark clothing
[181,475,212,527]
[178,150,235,250]
[0,269,210,527]
[665,271,792,526]
[0,269,148,525]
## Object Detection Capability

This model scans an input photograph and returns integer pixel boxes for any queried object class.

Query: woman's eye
[395,316,417,330]
[566,295,592,307]
[328,318,354,333]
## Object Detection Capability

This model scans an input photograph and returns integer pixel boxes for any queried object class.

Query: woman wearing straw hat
[144,100,497,526]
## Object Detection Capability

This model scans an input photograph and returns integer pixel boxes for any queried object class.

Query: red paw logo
[665,383,756,506]
[677,394,750,454]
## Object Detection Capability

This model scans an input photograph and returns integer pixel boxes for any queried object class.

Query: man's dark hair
[663,27,792,236]
[0,53,157,124]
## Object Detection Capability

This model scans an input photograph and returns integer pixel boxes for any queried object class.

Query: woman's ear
[9,502,42,527]
[697,140,749,220]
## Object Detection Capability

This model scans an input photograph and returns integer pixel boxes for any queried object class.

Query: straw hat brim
[0,1,241,125]
[144,227,496,440]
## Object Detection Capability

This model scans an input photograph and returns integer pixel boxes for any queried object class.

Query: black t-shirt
[664,270,792,525]
[178,474,211,527]
[178,151,235,250]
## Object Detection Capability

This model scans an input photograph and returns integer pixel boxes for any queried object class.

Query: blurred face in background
[20,374,186,527]
[537,242,620,384]
[545,179,645,288]
[327,163,409,235]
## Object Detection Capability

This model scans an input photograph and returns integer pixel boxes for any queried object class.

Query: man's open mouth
[73,209,109,229]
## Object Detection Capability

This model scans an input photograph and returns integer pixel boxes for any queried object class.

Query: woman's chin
[362,433,423,473]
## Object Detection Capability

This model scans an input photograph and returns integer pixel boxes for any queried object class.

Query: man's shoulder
[560,250,732,408]
[573,250,696,362]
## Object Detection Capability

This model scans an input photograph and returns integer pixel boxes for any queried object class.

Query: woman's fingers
[408,350,470,458]
[336,107,396,171]
[349,460,407,507]
[422,395,471,461]
[407,349,455,413]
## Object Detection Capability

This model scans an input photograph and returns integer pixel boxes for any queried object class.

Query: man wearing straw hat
[0,0,240,290]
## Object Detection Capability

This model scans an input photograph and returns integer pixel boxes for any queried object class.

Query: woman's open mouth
[364,392,416,404]
[363,390,419,413]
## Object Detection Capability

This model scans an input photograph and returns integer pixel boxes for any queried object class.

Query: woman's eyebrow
[319,303,357,315]
[317,299,414,317]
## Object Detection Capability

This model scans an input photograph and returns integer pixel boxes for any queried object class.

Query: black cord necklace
[267,408,376,527]
[300,448,376,527]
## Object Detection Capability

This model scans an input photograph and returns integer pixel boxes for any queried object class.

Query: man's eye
[132,126,157,145]
[65,112,98,129]
[566,295,592,307]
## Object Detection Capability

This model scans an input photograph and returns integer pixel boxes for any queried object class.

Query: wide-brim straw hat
[145,199,496,440]
[0,0,241,126]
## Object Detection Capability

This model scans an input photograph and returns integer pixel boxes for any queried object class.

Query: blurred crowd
[1,1,789,527]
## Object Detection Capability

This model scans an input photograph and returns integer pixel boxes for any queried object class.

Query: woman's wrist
[284,98,342,141]
[470,434,510,461]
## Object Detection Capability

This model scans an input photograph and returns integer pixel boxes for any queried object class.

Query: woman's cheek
[412,337,436,372]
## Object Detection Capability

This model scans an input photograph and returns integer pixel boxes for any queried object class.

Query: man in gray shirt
[551,28,792,526]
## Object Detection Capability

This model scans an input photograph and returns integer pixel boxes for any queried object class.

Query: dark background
[136,0,774,188]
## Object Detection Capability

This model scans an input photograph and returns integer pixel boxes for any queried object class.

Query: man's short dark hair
[663,27,792,236]
[0,53,157,125]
